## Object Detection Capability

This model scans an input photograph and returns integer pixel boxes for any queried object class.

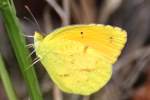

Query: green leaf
[0,53,17,100]
[0,0,43,99]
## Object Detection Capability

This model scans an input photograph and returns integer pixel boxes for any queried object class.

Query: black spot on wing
[80,32,83,35]
[80,32,84,39]
[109,36,114,43]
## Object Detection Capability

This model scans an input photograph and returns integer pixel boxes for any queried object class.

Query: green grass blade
[0,0,43,100]
[9,0,16,14]
[0,53,18,100]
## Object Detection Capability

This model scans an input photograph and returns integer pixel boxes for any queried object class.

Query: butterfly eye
[34,32,44,41]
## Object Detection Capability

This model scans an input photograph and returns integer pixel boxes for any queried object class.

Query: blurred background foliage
[0,0,150,100]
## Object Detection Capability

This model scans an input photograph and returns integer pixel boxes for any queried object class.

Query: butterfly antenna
[23,17,36,38]
[24,5,42,32]
[24,57,41,71]
[23,16,40,35]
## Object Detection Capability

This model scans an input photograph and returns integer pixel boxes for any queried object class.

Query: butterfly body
[34,24,127,95]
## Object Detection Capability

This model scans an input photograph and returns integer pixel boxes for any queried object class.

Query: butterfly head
[34,32,44,49]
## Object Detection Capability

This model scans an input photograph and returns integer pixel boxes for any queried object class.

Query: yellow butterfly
[34,24,127,95]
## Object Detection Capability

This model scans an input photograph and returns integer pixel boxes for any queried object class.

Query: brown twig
[43,5,53,33]
[82,96,90,100]
[53,85,63,100]
[70,0,82,23]
[80,0,96,23]
[98,0,122,23]
[63,0,70,25]
[46,0,70,26]
[46,0,65,20]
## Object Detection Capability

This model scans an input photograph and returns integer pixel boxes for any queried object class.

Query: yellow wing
[44,24,127,64]
[34,24,127,95]
[37,39,112,95]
